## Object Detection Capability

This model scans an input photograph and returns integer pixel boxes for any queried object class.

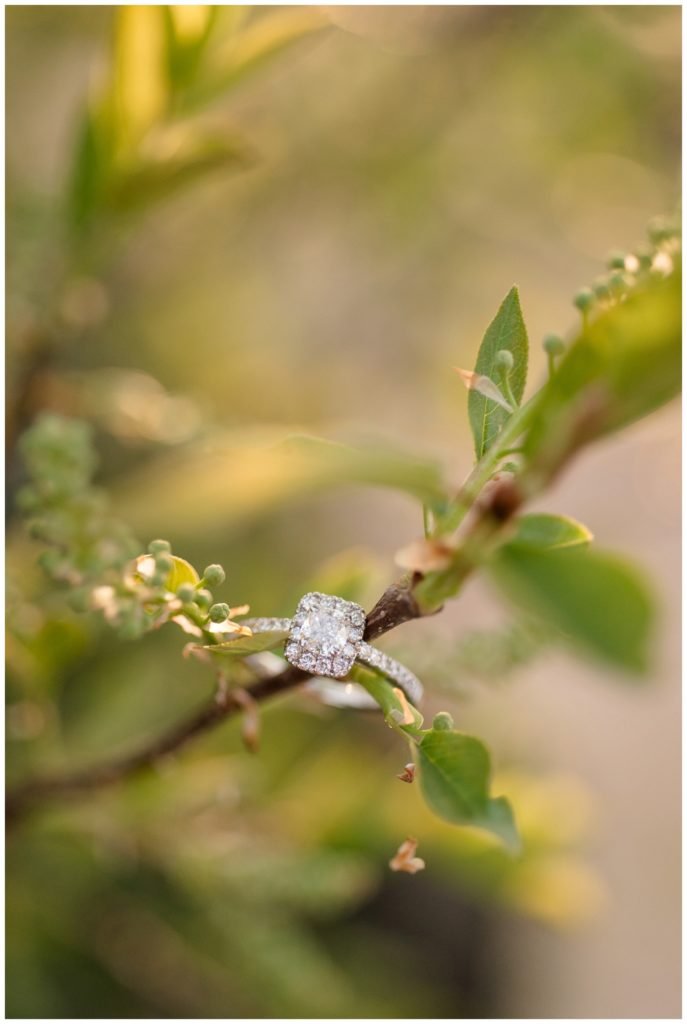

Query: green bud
[154,554,173,575]
[592,279,611,300]
[202,564,225,587]
[209,602,230,623]
[432,711,454,732]
[148,539,171,555]
[176,583,196,604]
[543,334,565,356]
[573,287,594,312]
[608,270,627,293]
[606,250,627,270]
[195,588,213,608]
[495,349,514,374]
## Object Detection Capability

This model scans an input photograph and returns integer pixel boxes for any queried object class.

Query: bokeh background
[6,5,681,1018]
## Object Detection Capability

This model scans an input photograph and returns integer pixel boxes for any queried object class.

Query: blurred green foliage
[6,5,680,1018]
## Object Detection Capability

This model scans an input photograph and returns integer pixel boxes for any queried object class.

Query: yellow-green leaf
[507,513,593,552]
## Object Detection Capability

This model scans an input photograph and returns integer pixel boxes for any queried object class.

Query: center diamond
[285,592,365,679]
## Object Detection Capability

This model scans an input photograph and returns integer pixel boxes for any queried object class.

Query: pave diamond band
[239,592,423,709]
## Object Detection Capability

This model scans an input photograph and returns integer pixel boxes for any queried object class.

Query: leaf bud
[202,564,225,587]
[543,334,565,356]
[495,349,514,374]
[573,287,594,312]
[154,554,173,575]
[148,539,171,555]
[432,711,454,732]
[606,250,627,270]
[209,602,230,623]
[176,583,196,604]
[592,278,611,300]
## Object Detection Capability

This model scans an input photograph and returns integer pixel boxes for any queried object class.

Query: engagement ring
[240,591,423,710]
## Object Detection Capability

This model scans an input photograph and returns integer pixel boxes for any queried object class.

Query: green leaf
[488,545,654,674]
[507,513,593,551]
[417,728,520,852]
[353,668,424,735]
[188,7,330,106]
[204,630,288,657]
[524,268,680,467]
[115,430,450,536]
[468,286,529,459]
[108,128,254,212]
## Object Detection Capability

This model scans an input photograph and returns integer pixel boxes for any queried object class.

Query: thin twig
[6,578,428,827]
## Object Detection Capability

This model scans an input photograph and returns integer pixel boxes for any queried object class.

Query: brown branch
[6,579,426,828]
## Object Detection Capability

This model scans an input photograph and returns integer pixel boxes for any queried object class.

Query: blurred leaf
[417,728,520,852]
[115,431,449,536]
[204,630,288,657]
[524,268,681,469]
[166,555,200,590]
[163,6,217,95]
[305,548,384,607]
[190,6,330,105]
[109,127,254,212]
[488,545,654,674]
[354,668,424,734]
[507,513,593,551]
[181,847,375,917]
[133,553,199,590]
[468,286,529,459]
[67,99,116,233]
[111,6,168,153]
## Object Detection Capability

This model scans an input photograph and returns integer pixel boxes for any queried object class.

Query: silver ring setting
[240,591,423,708]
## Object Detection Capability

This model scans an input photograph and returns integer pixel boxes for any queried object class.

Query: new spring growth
[209,602,230,623]
[148,539,171,555]
[494,349,517,410]
[176,583,196,604]
[543,334,565,378]
[202,564,225,587]
[432,711,454,731]
[573,287,595,326]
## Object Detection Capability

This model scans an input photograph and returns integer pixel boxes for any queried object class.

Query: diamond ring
[240,591,423,709]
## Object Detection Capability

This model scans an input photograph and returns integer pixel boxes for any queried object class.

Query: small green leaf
[417,728,520,852]
[488,545,654,674]
[468,287,529,459]
[204,630,288,657]
[507,513,593,551]
[354,668,423,735]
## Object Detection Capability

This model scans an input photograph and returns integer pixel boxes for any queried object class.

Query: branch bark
[6,577,428,828]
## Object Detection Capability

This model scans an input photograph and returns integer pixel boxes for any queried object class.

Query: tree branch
[6,577,430,828]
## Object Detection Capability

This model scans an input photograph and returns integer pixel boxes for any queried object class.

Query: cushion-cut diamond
[285,592,365,678]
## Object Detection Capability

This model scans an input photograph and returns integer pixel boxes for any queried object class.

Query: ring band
[239,591,423,709]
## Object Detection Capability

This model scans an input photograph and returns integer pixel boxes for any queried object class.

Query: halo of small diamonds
[284,592,365,679]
